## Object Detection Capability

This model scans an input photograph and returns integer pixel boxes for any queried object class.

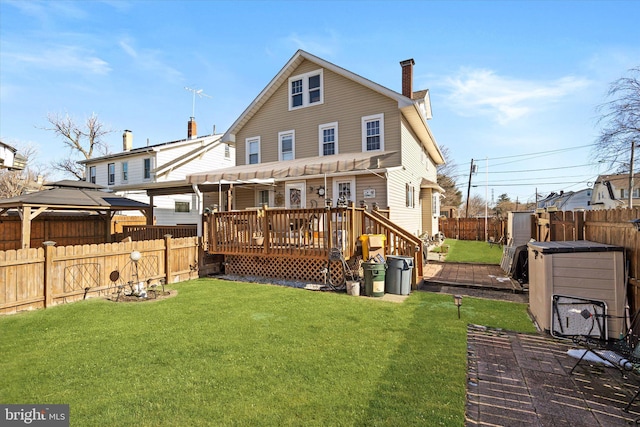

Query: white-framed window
[89,166,96,184]
[319,122,338,156]
[175,201,190,213]
[256,189,273,207]
[432,194,440,217]
[278,130,295,161]
[362,113,384,152]
[246,137,260,165]
[224,144,230,159]
[107,163,115,185]
[288,69,323,110]
[621,188,640,198]
[121,161,128,183]
[406,184,415,208]
[333,178,355,206]
[143,158,152,180]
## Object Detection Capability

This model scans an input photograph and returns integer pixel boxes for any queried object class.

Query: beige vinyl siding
[235,59,402,167]
[234,187,257,210]
[354,174,388,211]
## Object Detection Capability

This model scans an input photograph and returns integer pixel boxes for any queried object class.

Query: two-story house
[591,173,640,210]
[188,50,444,237]
[79,121,234,235]
[0,141,27,171]
[537,189,593,211]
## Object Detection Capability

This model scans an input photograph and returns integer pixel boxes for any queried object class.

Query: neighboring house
[79,121,234,234]
[188,50,445,237]
[591,173,640,210]
[0,141,27,171]
[537,189,593,211]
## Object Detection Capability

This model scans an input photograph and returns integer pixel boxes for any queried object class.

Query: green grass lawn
[0,279,535,426]
[433,239,503,264]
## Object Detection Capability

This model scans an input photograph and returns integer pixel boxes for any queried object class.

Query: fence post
[575,210,585,240]
[43,241,56,308]
[165,234,172,285]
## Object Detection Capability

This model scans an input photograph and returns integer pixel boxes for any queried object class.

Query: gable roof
[222,50,444,164]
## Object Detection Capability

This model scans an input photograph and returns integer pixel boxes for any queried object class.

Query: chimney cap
[400,59,415,67]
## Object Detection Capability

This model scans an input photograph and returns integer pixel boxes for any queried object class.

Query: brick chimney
[400,58,415,99]
[188,117,197,139]
[123,130,133,151]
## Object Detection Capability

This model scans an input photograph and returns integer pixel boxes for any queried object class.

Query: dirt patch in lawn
[105,289,177,303]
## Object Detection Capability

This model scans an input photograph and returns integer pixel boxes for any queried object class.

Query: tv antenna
[184,86,212,118]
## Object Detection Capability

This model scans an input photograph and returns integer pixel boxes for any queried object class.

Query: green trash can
[362,261,386,297]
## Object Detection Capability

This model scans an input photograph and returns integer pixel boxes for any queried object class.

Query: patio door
[285,182,306,209]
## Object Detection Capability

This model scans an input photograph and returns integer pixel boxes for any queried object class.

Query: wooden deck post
[43,241,56,308]
[164,234,172,284]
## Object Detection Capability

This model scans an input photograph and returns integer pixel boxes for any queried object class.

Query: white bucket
[346,281,360,296]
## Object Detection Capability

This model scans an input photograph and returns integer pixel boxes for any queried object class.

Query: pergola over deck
[0,181,151,249]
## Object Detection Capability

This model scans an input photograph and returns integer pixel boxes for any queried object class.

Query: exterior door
[332,178,355,206]
[285,182,306,209]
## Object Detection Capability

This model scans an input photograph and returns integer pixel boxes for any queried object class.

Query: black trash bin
[385,255,414,295]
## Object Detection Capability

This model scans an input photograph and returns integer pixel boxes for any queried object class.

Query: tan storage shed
[528,240,626,338]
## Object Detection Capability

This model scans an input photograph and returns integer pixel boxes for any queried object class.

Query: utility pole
[629,140,635,209]
[465,159,475,218]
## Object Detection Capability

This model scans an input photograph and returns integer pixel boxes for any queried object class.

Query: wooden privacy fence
[0,235,199,315]
[438,217,506,242]
[0,214,147,251]
[123,224,198,241]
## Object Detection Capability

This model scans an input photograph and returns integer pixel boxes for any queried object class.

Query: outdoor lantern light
[130,250,142,263]
[454,295,462,319]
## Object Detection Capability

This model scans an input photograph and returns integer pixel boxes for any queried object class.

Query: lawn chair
[569,305,640,412]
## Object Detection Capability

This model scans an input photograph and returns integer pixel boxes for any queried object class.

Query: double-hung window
[278,130,295,161]
[289,69,323,110]
[121,161,128,183]
[319,122,338,156]
[143,158,152,180]
[406,184,415,208]
[107,163,115,185]
[246,137,260,165]
[362,113,384,152]
[89,166,96,184]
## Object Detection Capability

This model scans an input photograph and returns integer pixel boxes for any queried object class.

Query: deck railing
[209,207,355,259]
[207,205,424,285]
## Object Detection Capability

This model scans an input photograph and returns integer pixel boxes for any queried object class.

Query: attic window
[289,69,323,110]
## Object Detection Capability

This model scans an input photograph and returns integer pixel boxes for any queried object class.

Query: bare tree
[436,145,463,209]
[0,144,47,198]
[592,67,640,207]
[42,112,113,180]
[465,194,487,218]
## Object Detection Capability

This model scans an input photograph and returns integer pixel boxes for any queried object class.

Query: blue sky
[1,0,639,205]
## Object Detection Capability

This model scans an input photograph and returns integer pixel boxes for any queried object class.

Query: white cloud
[280,30,341,57]
[117,37,183,83]
[441,68,591,125]
[5,44,111,75]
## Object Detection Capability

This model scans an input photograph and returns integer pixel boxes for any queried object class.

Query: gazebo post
[20,206,31,250]
[147,196,154,225]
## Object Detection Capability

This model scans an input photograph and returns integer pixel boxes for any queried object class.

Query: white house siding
[155,138,233,182]
[382,120,439,236]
